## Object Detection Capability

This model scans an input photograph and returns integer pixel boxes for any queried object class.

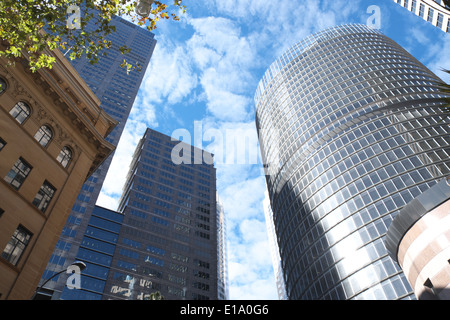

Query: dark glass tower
[37,13,156,299]
[59,128,219,300]
[255,24,450,300]
[104,128,218,300]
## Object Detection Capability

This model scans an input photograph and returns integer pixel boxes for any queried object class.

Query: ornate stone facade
[0,44,117,300]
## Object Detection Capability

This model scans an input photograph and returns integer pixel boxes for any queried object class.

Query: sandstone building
[0,45,117,299]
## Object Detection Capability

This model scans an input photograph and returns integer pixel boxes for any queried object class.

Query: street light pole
[31,261,86,300]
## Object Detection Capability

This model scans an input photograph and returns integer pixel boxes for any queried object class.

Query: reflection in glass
[34,125,53,147]
[9,101,31,124]
[256,24,450,300]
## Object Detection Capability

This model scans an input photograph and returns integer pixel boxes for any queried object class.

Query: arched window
[9,101,31,124]
[57,146,72,168]
[34,125,53,147]
[0,78,7,94]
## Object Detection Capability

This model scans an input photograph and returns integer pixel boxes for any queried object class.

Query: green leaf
[0,0,186,71]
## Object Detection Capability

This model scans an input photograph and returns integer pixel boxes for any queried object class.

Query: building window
[56,146,72,168]
[4,157,32,190]
[419,3,425,18]
[9,101,31,124]
[0,137,6,151]
[0,77,7,94]
[1,225,32,265]
[411,0,417,13]
[427,8,434,22]
[32,181,56,213]
[436,13,443,28]
[34,125,53,147]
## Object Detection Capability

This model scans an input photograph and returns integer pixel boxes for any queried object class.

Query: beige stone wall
[0,51,116,299]
[397,199,450,300]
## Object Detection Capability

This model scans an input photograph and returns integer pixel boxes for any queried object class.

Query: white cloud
[98,35,199,209]
[203,0,361,60]
[201,118,261,165]
[411,27,430,45]
[219,176,266,221]
[424,33,450,83]
[186,16,258,121]
[404,26,450,83]
[140,37,198,105]
[200,74,252,121]
[130,96,158,128]
[230,278,278,300]
[97,119,148,210]
[96,193,120,210]
[227,222,278,300]
[206,0,269,19]
[198,116,276,299]
[239,219,269,244]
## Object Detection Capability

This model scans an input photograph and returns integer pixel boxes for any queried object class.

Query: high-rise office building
[255,24,450,299]
[37,12,156,299]
[108,128,218,300]
[58,128,220,300]
[392,0,450,32]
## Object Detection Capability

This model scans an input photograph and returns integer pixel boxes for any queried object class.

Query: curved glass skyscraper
[255,24,450,299]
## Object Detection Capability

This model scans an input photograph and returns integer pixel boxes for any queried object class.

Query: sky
[96,0,450,300]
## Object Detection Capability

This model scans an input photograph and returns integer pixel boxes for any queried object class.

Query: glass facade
[264,191,288,300]
[39,10,156,299]
[255,24,450,299]
[59,206,123,300]
[216,196,229,300]
[50,128,224,300]
[101,128,219,300]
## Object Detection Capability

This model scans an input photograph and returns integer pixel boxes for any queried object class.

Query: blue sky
[97,0,450,299]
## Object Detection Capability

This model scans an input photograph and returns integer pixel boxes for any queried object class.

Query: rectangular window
[437,13,444,29]
[411,0,417,14]
[1,225,32,265]
[427,8,434,22]
[32,180,56,213]
[419,3,425,18]
[4,157,32,190]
